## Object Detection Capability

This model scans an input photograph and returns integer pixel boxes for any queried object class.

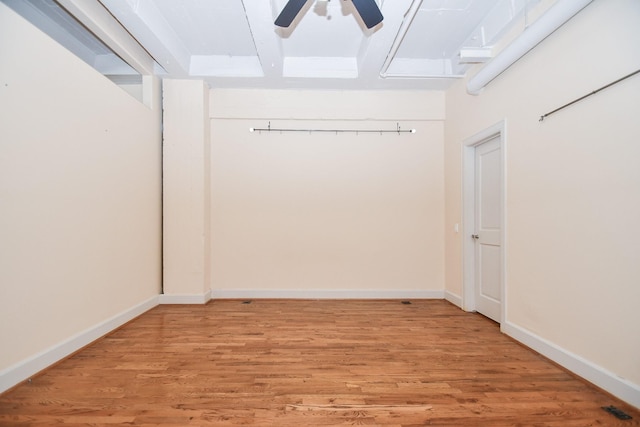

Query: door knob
[472,234,479,239]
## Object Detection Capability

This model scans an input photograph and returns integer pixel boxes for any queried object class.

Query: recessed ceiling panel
[387,0,539,78]
[283,56,358,78]
[396,0,496,59]
[152,0,257,56]
[100,0,263,78]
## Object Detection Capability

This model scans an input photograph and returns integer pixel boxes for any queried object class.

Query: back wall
[209,90,445,297]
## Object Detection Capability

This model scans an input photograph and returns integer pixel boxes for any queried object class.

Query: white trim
[462,120,507,324]
[211,289,445,300]
[0,295,159,394]
[158,290,212,305]
[444,291,463,308]
[503,321,640,408]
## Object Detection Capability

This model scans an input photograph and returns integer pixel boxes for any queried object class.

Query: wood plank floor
[1,299,638,426]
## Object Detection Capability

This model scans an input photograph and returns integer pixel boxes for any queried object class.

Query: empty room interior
[1,0,639,424]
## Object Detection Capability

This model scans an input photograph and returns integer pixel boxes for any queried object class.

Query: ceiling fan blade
[275,0,310,27]
[351,0,383,29]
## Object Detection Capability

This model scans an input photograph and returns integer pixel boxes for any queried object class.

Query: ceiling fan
[275,0,383,29]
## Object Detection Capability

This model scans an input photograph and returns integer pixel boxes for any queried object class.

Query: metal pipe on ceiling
[379,0,423,78]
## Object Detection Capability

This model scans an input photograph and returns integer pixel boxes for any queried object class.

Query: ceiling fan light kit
[274,0,308,27]
[275,0,383,29]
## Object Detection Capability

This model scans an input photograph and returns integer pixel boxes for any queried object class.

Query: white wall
[209,90,445,298]
[0,4,162,389]
[444,0,640,404]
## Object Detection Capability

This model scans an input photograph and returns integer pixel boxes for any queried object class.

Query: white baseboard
[0,295,159,394]
[158,290,212,305]
[210,289,445,300]
[444,291,462,308]
[502,321,640,408]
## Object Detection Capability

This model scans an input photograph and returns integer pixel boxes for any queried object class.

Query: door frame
[462,120,507,324]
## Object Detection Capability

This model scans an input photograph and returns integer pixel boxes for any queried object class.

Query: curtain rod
[249,122,416,135]
[539,68,640,122]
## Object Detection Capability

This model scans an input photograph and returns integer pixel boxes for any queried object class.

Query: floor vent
[401,301,412,305]
[242,300,252,305]
[602,406,632,420]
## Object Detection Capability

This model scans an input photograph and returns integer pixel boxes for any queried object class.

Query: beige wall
[209,90,445,296]
[445,0,640,388]
[0,4,162,373]
[162,80,212,299]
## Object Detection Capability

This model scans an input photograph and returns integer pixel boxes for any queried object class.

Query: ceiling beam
[56,0,156,75]
[98,0,191,77]
[241,0,284,80]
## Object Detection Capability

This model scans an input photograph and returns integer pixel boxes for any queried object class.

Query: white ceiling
[8,0,542,90]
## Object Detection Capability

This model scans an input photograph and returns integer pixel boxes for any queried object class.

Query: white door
[473,136,502,322]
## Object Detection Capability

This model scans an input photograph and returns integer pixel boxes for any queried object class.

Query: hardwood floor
[1,299,638,426]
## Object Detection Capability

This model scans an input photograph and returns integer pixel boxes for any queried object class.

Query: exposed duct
[467,0,594,95]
